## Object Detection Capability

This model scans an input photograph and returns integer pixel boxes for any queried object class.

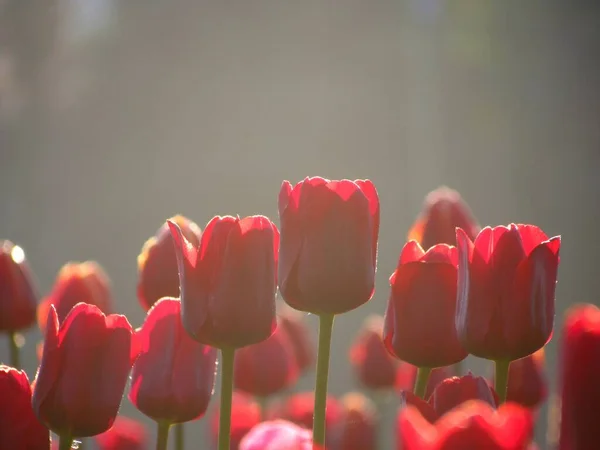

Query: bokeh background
[1,0,599,448]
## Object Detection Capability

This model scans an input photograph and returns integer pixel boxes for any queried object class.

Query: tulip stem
[494,360,511,403]
[218,347,236,450]
[313,313,335,446]
[174,423,184,450]
[58,433,74,450]
[414,367,432,399]
[257,396,268,420]
[8,331,21,369]
[155,421,171,450]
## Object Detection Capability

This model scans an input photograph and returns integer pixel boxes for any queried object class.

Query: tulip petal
[516,224,549,256]
[398,240,426,266]
[355,179,380,267]
[421,244,458,266]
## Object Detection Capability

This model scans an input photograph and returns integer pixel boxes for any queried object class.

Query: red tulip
[169,215,278,349]
[423,366,454,401]
[137,215,202,311]
[0,365,49,449]
[429,373,497,418]
[239,420,313,450]
[395,360,418,392]
[350,315,398,390]
[398,400,533,450]
[129,298,217,423]
[559,304,600,450]
[333,392,377,450]
[94,416,148,450]
[384,241,467,367]
[279,307,315,373]
[407,186,480,250]
[32,303,133,437]
[399,391,437,424]
[38,261,113,332]
[234,320,299,397]
[278,177,379,315]
[455,224,560,361]
[505,349,547,409]
[0,240,39,332]
[267,391,343,433]
[210,392,261,450]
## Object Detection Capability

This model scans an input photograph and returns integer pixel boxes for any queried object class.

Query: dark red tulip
[350,315,398,390]
[38,261,113,332]
[384,241,467,367]
[137,215,202,311]
[0,240,39,332]
[456,224,561,361]
[240,420,313,450]
[333,392,377,450]
[429,373,497,418]
[399,391,437,424]
[169,215,278,349]
[0,365,49,449]
[210,392,261,450]
[32,303,133,437]
[504,349,547,409]
[94,416,148,450]
[423,366,454,401]
[278,177,380,315]
[129,298,217,423]
[279,307,315,373]
[234,319,299,397]
[398,400,533,450]
[559,304,600,450]
[267,391,343,433]
[407,186,480,250]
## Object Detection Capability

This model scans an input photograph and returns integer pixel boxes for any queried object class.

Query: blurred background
[1,0,599,448]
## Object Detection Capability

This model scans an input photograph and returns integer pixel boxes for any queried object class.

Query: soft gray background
[1,1,599,449]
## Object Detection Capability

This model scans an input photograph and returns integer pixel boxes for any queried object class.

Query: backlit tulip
[210,392,261,450]
[279,307,315,374]
[239,420,313,450]
[137,215,201,311]
[350,315,398,390]
[94,416,148,450]
[169,215,278,349]
[384,241,467,368]
[38,261,113,332]
[333,392,377,450]
[407,186,480,250]
[130,298,217,423]
[455,224,560,361]
[278,177,379,315]
[0,240,39,332]
[429,373,497,418]
[32,303,133,437]
[0,365,49,449]
[559,304,600,450]
[505,349,547,409]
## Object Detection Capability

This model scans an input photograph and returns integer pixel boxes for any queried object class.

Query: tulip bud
[94,416,148,450]
[0,365,49,449]
[333,392,377,450]
[239,420,313,450]
[278,306,315,374]
[504,349,547,409]
[278,177,379,315]
[429,373,497,418]
[0,240,39,332]
[137,215,201,311]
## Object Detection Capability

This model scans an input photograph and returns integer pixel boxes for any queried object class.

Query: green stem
[8,331,21,369]
[58,433,73,450]
[174,423,184,450]
[414,367,432,399]
[155,421,171,450]
[257,396,268,421]
[313,313,335,446]
[494,360,511,403]
[218,348,236,450]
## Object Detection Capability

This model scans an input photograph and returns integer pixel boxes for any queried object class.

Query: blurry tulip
[267,391,343,433]
[130,298,217,423]
[0,240,39,332]
[94,416,148,450]
[559,304,600,450]
[399,391,437,424]
[350,315,398,390]
[278,177,379,315]
[505,349,547,409]
[429,373,497,418]
[398,400,533,450]
[279,306,315,373]
[333,392,377,450]
[137,215,201,311]
[407,186,480,250]
[395,360,418,392]
[423,366,454,401]
[32,303,133,437]
[210,392,261,450]
[0,365,49,449]
[384,241,467,367]
[239,420,313,450]
[456,224,560,361]
[234,320,298,397]
[38,261,113,332]
[169,215,278,349]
